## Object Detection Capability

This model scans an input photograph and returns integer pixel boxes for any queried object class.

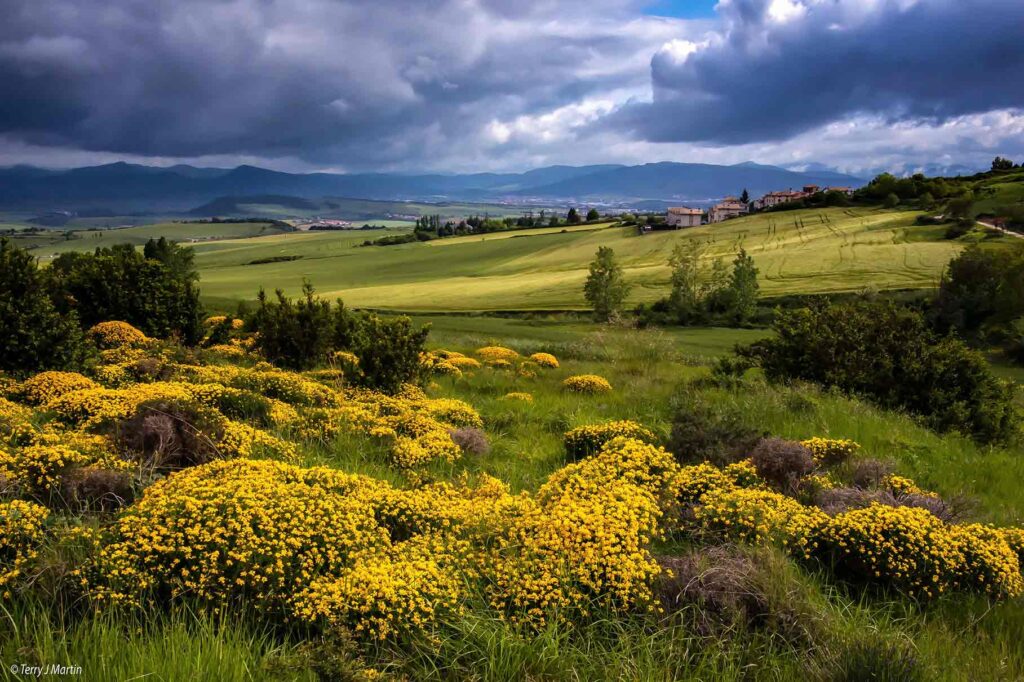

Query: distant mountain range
[0,161,865,214]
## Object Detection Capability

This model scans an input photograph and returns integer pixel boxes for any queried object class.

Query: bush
[47,243,203,344]
[448,427,490,456]
[668,399,764,467]
[111,400,225,470]
[736,300,1019,443]
[562,374,613,394]
[0,239,89,375]
[749,438,815,494]
[655,545,822,643]
[563,420,657,460]
[249,284,429,392]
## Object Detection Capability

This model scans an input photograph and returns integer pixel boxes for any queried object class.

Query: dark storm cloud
[0,0,661,168]
[607,0,1024,145]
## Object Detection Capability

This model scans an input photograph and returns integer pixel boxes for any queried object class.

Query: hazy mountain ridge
[0,161,863,212]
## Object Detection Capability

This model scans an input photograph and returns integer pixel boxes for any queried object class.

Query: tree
[740,189,750,204]
[584,246,630,322]
[549,214,561,227]
[883,193,900,208]
[47,244,204,344]
[585,208,600,222]
[0,239,88,374]
[726,248,759,324]
[144,237,197,281]
[992,156,1015,171]
[947,194,975,221]
[667,240,706,323]
[567,207,581,224]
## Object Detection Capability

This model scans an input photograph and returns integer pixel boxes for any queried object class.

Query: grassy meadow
[186,207,1006,311]
[4,318,1024,680]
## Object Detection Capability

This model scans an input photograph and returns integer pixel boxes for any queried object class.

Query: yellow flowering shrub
[528,352,559,369]
[92,459,392,607]
[501,392,533,403]
[0,500,48,595]
[949,524,1023,598]
[563,420,657,460]
[87,321,150,348]
[674,462,737,505]
[820,505,965,599]
[722,459,762,488]
[0,444,90,492]
[800,437,860,464]
[447,356,482,370]
[562,375,613,394]
[219,420,299,462]
[18,372,98,406]
[883,474,939,499]
[693,487,828,557]
[475,346,520,363]
[0,398,33,440]
[539,437,680,511]
[293,537,464,640]
[489,478,663,625]
[207,344,246,358]
[1003,528,1024,566]
[422,398,483,429]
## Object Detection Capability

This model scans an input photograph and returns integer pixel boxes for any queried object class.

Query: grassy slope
[6,321,1021,680]
[2,222,289,262]
[191,208,1003,311]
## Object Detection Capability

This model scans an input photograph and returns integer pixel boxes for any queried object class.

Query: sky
[1,0,1022,176]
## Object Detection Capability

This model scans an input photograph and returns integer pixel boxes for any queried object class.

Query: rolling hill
[188,207,997,312]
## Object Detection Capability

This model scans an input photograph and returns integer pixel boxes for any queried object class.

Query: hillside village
[668,184,857,227]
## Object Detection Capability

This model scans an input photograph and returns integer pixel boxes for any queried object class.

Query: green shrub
[249,283,428,392]
[735,300,1019,444]
[668,393,764,466]
[47,242,203,344]
[0,239,89,375]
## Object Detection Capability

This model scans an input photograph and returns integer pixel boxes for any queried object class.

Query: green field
[11,222,290,261]
[189,207,1005,311]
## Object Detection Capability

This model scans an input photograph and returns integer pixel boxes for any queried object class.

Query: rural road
[978,219,1024,239]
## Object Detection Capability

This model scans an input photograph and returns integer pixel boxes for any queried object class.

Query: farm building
[666,206,703,227]
[708,197,748,223]
[753,190,806,211]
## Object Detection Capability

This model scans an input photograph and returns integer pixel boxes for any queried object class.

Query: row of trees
[0,238,204,374]
[0,238,430,390]
[582,241,760,326]
[380,208,606,246]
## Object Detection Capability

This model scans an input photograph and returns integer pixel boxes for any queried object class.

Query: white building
[708,197,748,223]
[666,206,703,228]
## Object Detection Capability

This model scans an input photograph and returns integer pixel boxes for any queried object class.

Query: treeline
[0,238,430,391]
[752,157,1022,234]
[363,208,607,246]
[0,237,203,374]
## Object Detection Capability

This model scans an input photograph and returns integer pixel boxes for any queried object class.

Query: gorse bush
[735,300,1019,443]
[563,420,657,460]
[249,283,428,392]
